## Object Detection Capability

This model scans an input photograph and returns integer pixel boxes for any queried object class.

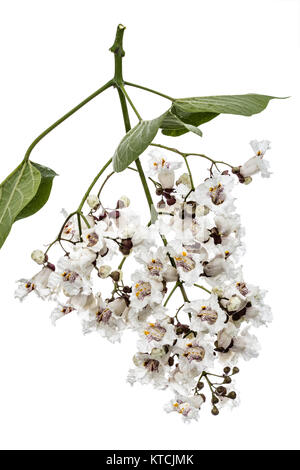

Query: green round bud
[243,176,252,185]
[31,249,46,265]
[223,366,231,375]
[232,367,240,375]
[87,194,100,209]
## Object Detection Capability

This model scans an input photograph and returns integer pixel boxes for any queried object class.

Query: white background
[0,0,299,450]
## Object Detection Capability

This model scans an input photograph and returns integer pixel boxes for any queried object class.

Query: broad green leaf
[172,94,284,116]
[113,114,165,172]
[161,110,218,137]
[15,162,57,221]
[0,161,41,249]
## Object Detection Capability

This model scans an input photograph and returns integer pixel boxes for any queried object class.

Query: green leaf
[167,111,203,137]
[0,161,41,249]
[172,94,284,116]
[113,114,165,172]
[161,110,218,137]
[15,162,57,221]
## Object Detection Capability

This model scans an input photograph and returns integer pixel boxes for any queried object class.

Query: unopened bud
[223,376,232,384]
[157,199,166,209]
[176,173,192,188]
[227,295,242,312]
[195,205,209,217]
[98,265,111,279]
[110,270,123,282]
[227,391,237,400]
[232,367,240,375]
[119,238,133,255]
[212,287,224,297]
[243,176,252,185]
[232,166,241,174]
[166,196,176,206]
[216,386,227,396]
[211,406,219,416]
[151,347,166,359]
[197,381,204,391]
[87,194,100,209]
[223,366,231,375]
[211,395,219,405]
[119,195,130,208]
[31,250,46,265]
[158,169,175,189]
[163,266,178,283]
[109,297,127,316]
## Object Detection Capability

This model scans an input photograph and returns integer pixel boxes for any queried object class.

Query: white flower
[185,294,227,334]
[130,271,164,311]
[148,149,182,177]
[240,140,271,178]
[165,394,204,421]
[175,336,215,377]
[127,351,169,389]
[50,303,74,325]
[250,139,271,157]
[15,267,53,301]
[137,317,176,353]
[82,294,126,343]
[168,240,204,286]
[47,255,92,298]
[81,225,106,253]
[194,174,236,214]
[135,246,176,282]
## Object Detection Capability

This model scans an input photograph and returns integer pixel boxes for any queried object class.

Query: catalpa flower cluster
[15,140,272,421]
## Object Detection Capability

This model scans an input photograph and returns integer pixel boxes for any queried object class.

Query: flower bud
[216,386,227,396]
[223,376,232,384]
[87,194,100,209]
[166,196,176,206]
[240,157,259,177]
[223,366,231,375]
[109,297,127,316]
[158,169,175,189]
[212,287,224,297]
[163,266,178,283]
[211,406,219,416]
[195,205,209,217]
[243,176,252,185]
[176,173,192,188]
[227,391,237,400]
[232,367,240,375]
[151,347,166,359]
[227,295,242,312]
[232,166,241,174]
[211,395,219,405]
[110,270,123,282]
[197,381,205,390]
[119,195,130,208]
[98,265,111,279]
[157,199,166,209]
[119,238,133,255]
[31,249,46,265]
[204,256,225,277]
